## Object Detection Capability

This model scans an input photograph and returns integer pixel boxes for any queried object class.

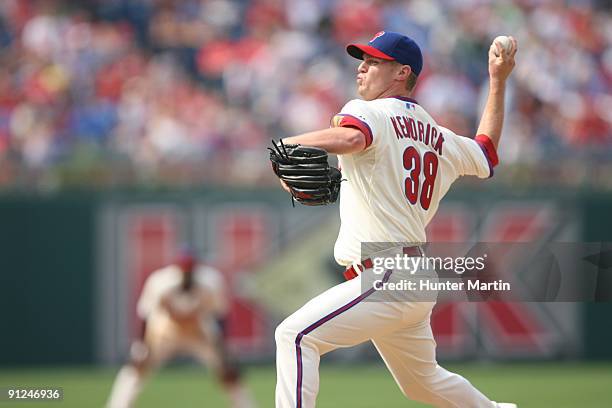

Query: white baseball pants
[275,265,495,408]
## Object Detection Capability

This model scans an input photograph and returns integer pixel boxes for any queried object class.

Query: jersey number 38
[403,146,439,210]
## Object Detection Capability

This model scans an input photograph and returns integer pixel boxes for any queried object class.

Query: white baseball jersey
[332,96,497,265]
[137,264,228,321]
[275,95,502,408]
[107,266,238,408]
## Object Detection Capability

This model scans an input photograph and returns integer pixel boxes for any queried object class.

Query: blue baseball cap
[347,31,423,76]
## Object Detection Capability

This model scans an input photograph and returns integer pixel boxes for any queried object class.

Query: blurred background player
[106,248,256,408]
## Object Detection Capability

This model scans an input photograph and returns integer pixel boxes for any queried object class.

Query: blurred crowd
[0,0,610,190]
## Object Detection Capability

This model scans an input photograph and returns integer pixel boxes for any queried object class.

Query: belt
[343,246,423,281]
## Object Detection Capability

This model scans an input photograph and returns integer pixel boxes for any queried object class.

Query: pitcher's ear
[397,64,412,81]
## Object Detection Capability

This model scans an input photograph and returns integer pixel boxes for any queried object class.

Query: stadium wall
[0,194,96,364]
[2,188,611,365]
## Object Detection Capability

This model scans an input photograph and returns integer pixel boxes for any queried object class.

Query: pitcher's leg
[373,319,495,408]
[275,274,402,408]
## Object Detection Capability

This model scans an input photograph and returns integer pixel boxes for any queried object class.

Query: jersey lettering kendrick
[331,96,498,266]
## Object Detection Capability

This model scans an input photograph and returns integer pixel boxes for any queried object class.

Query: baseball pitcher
[270,31,518,408]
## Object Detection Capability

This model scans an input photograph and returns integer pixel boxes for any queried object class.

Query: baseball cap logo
[369,31,385,43]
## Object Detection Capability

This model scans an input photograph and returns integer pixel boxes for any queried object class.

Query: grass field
[1,362,611,407]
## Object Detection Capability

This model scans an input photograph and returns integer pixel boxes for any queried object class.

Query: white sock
[106,365,145,408]
[226,383,256,408]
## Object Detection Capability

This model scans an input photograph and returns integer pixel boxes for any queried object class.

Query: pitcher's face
[356,55,399,101]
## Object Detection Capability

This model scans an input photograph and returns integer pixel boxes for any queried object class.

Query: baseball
[493,35,513,56]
